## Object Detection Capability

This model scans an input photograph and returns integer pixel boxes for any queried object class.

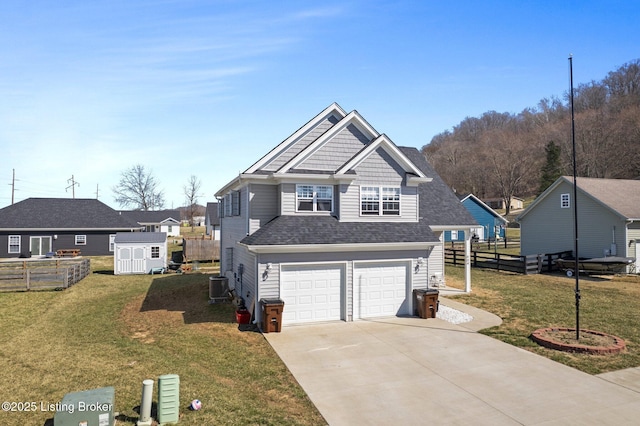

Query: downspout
[254,254,260,326]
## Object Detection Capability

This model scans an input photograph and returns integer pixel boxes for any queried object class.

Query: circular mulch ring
[531,327,626,355]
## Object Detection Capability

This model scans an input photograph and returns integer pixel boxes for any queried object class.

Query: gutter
[241,241,439,254]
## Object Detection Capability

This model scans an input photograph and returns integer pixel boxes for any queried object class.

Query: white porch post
[464,229,472,292]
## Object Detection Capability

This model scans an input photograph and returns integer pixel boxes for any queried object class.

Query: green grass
[0,257,325,426]
[445,265,640,374]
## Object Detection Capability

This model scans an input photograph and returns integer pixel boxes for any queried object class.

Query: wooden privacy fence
[0,258,91,292]
[183,237,220,262]
[445,249,573,275]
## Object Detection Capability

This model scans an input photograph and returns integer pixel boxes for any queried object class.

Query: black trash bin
[413,289,439,319]
[260,298,285,333]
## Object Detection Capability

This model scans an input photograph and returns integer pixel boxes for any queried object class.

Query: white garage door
[354,261,410,319]
[281,264,343,324]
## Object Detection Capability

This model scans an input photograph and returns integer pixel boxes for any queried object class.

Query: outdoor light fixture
[415,257,425,273]
[263,263,273,281]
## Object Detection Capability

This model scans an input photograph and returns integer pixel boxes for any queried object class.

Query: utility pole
[66,175,80,199]
[569,54,581,341]
[95,184,99,199]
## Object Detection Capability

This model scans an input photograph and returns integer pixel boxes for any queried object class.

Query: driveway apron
[265,311,640,425]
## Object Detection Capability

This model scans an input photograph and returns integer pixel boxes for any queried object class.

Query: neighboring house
[485,196,524,211]
[113,232,167,275]
[119,210,181,237]
[517,176,640,268]
[215,103,476,327]
[204,202,220,240]
[445,194,507,242]
[0,198,142,258]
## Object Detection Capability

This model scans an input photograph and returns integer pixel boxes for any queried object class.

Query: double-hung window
[296,185,332,212]
[151,246,160,258]
[360,186,401,216]
[560,193,570,208]
[8,235,20,254]
[75,235,87,245]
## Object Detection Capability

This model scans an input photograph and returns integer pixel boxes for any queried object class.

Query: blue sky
[2,0,639,209]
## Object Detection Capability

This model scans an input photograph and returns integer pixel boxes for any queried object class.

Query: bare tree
[183,175,202,229]
[112,164,165,210]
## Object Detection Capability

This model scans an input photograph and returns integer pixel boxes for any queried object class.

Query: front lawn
[445,265,640,374]
[0,257,325,426]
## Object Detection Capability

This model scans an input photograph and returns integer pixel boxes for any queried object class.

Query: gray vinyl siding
[249,183,279,234]
[354,148,405,185]
[336,149,418,222]
[280,183,296,215]
[256,249,429,322]
[220,186,250,274]
[428,234,445,280]
[263,115,340,172]
[626,223,640,266]
[298,124,370,171]
[230,245,256,305]
[520,181,630,258]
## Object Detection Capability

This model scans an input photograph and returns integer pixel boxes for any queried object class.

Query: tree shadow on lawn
[139,274,235,325]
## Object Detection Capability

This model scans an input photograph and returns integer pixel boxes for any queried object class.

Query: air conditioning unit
[53,387,115,426]
[209,276,229,302]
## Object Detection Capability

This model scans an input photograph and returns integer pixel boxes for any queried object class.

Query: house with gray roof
[119,209,181,237]
[0,198,142,258]
[204,202,220,239]
[517,176,640,269]
[215,103,476,327]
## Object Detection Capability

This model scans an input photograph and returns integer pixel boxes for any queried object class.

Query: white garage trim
[280,262,346,325]
[353,260,412,319]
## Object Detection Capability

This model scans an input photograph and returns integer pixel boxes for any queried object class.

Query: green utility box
[157,374,180,425]
[54,386,115,426]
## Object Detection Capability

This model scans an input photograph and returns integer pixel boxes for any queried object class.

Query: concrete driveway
[265,298,640,425]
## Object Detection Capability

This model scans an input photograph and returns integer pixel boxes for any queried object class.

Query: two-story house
[215,103,476,326]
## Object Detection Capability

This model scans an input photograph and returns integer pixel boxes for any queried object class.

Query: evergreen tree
[539,141,562,194]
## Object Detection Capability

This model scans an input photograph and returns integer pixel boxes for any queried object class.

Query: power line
[66,175,80,199]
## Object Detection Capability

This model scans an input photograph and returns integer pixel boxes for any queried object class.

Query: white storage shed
[113,232,167,275]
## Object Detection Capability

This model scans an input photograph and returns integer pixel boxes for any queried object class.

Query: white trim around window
[8,235,21,254]
[360,186,401,216]
[75,235,87,245]
[560,193,570,209]
[296,184,333,213]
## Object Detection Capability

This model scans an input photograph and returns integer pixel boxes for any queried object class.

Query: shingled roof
[119,210,181,225]
[565,176,640,219]
[241,215,440,246]
[240,146,476,247]
[518,176,640,221]
[400,147,477,228]
[0,198,142,230]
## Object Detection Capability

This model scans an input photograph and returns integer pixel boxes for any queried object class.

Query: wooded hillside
[421,58,640,214]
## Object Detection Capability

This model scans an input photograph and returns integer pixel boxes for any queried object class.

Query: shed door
[117,246,146,274]
[354,261,411,319]
[281,264,343,324]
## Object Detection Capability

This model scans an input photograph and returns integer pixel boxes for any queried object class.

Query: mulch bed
[531,327,626,355]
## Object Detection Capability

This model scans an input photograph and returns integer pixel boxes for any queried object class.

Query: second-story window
[296,185,333,212]
[361,186,400,216]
